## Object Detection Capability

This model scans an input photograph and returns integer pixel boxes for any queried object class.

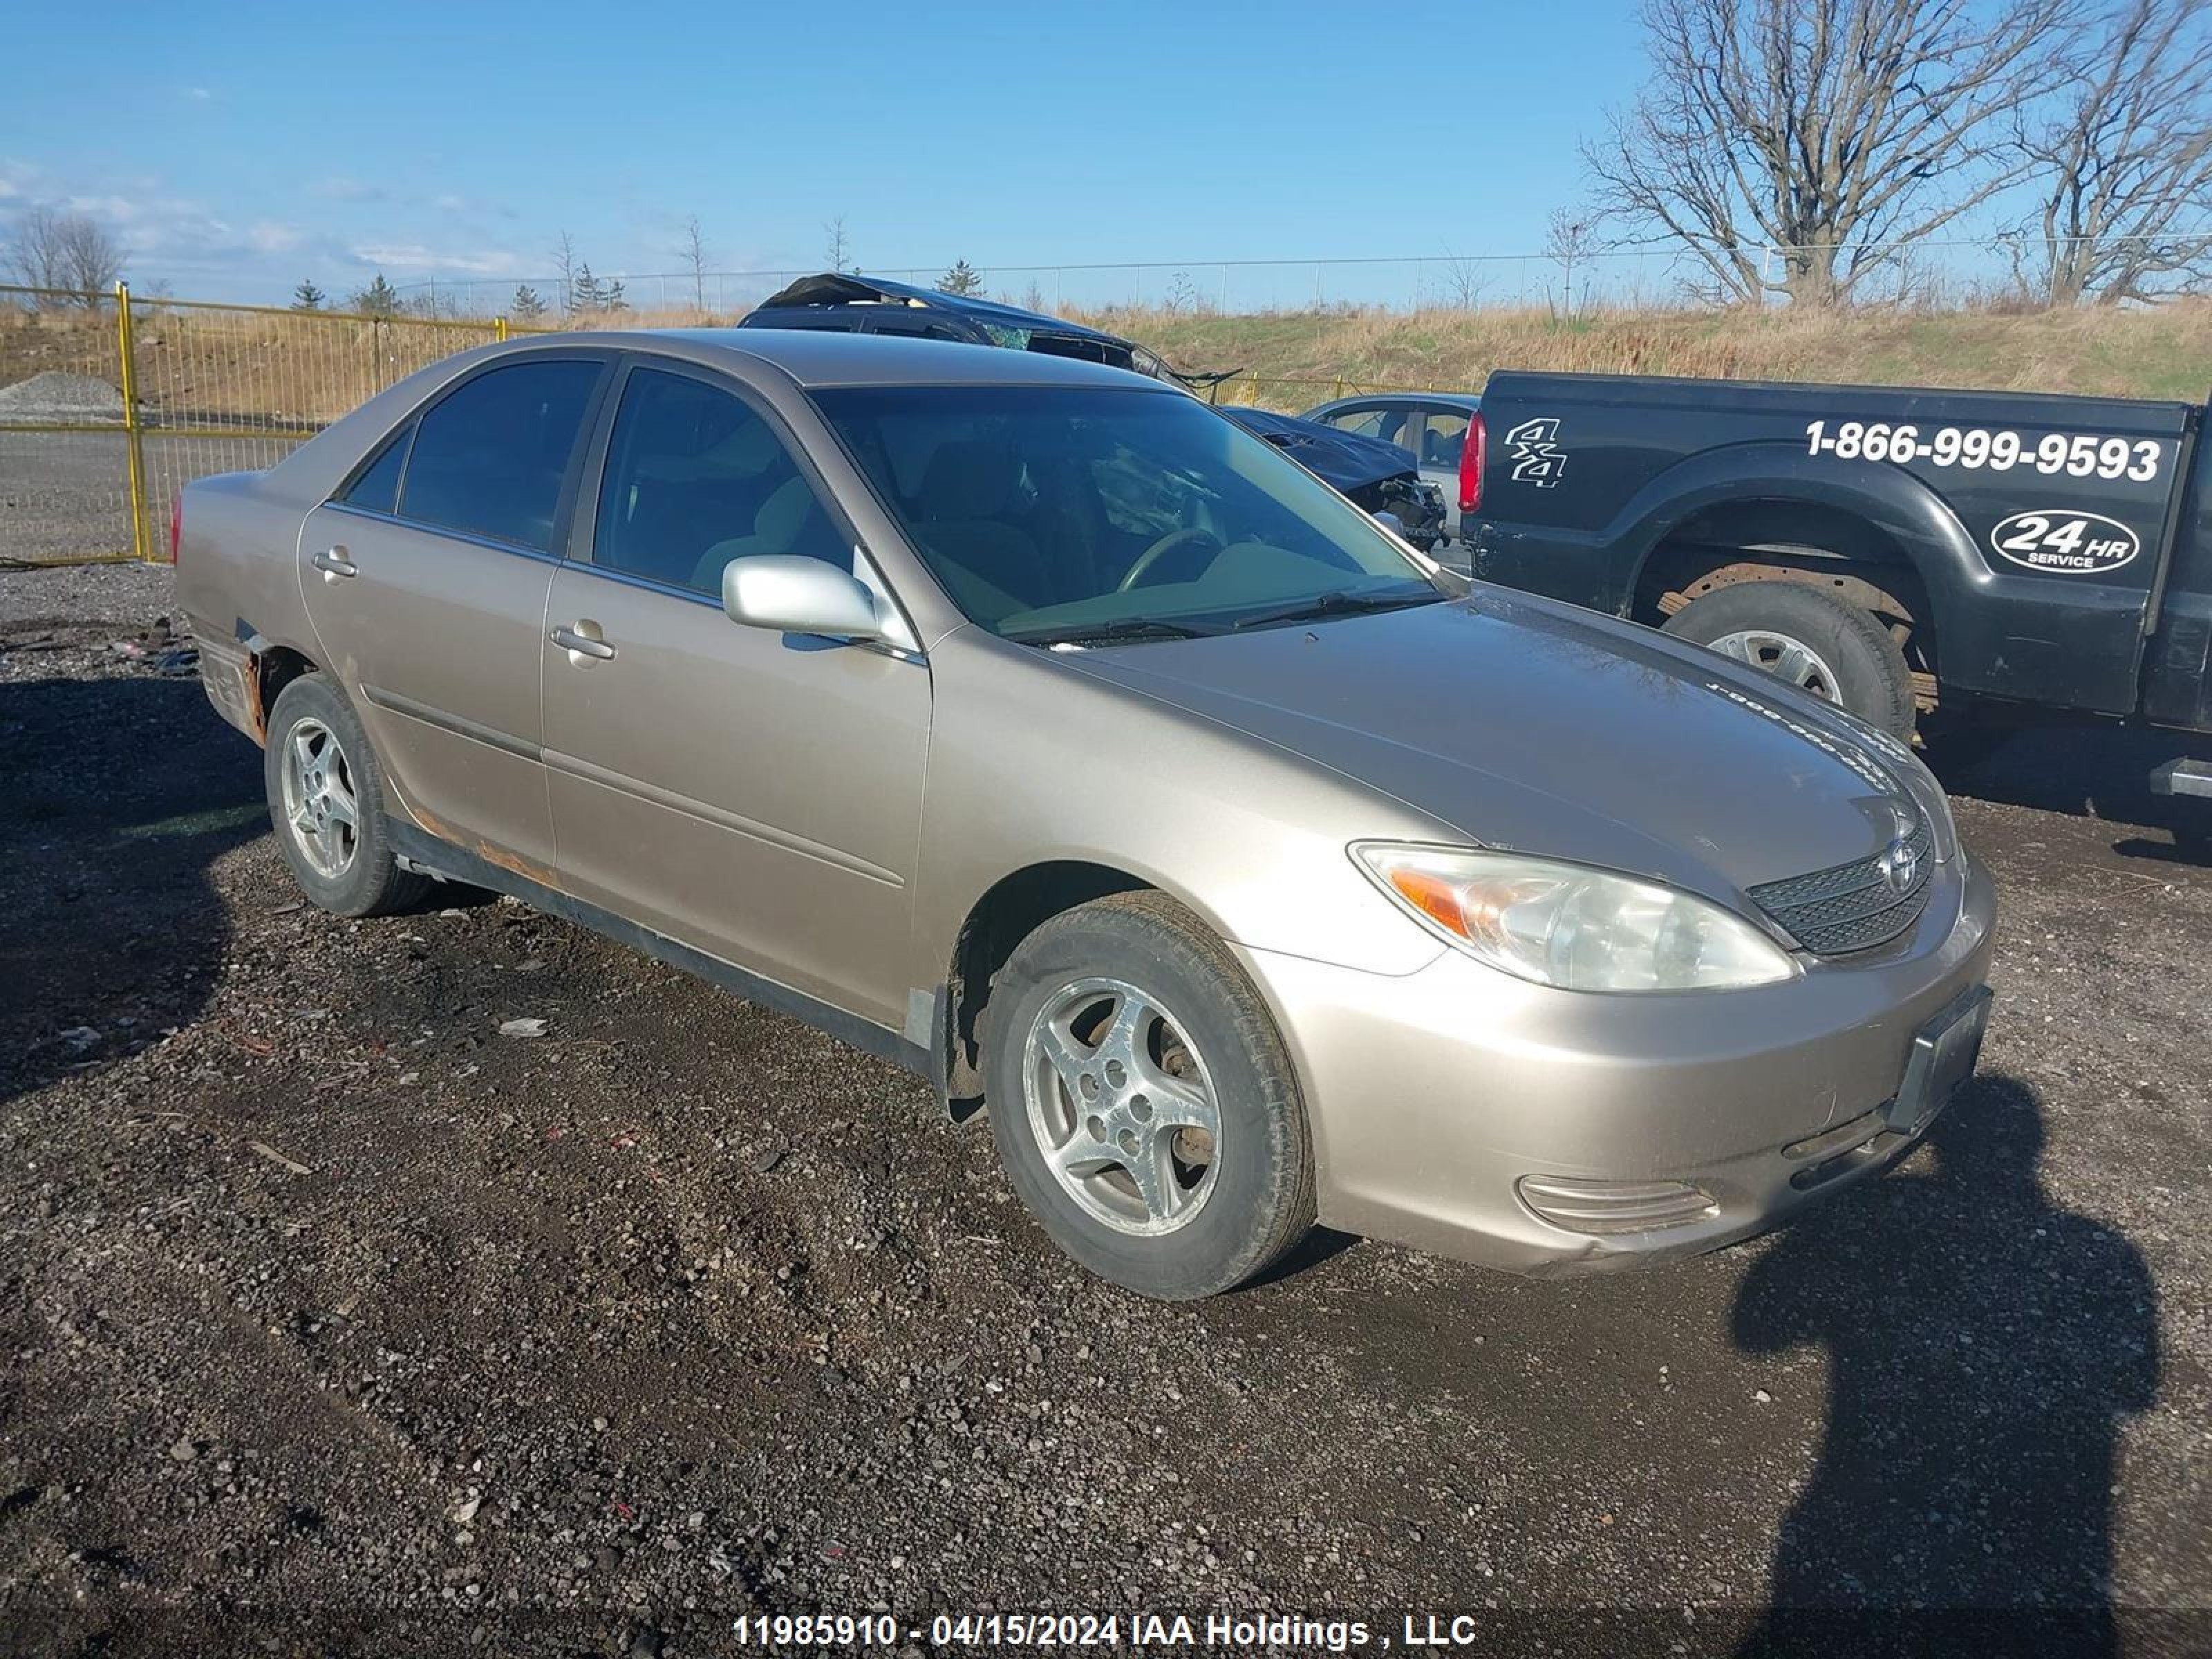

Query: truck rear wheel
[1663,582,1915,738]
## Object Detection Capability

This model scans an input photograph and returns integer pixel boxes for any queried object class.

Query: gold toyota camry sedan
[176,330,1995,1299]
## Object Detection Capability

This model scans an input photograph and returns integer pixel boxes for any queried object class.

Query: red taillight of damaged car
[1459,412,1485,516]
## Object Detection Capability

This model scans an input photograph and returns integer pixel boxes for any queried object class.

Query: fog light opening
[1516,1174,1718,1236]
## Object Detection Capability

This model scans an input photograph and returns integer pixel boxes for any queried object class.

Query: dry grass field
[4,293,2208,433]
[1090,298,2212,407]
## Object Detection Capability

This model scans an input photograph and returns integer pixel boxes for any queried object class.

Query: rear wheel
[263,674,429,918]
[1663,581,1915,738]
[984,892,1315,1300]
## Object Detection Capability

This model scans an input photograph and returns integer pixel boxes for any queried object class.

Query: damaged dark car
[738,273,1221,387]
[1216,406,1450,554]
[739,274,1447,552]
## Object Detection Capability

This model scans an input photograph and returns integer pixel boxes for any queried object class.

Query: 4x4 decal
[1505,417,1568,487]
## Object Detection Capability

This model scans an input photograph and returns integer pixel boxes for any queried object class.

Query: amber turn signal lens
[1388,868,1471,938]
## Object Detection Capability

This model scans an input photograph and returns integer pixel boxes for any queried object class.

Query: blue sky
[0,2,1651,305]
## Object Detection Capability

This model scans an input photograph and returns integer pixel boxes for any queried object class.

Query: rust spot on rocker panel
[402,796,559,890]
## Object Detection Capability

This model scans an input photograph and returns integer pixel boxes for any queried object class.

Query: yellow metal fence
[0,285,1421,567]
[0,285,516,566]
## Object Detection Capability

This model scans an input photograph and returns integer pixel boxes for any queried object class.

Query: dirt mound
[0,369,127,422]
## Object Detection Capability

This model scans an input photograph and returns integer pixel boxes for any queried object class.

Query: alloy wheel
[1022,977,1221,1236]
[279,717,362,878]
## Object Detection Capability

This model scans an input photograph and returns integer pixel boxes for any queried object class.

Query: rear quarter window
[337,425,411,515]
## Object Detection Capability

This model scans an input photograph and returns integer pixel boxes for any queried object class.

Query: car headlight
[1352,843,1799,993]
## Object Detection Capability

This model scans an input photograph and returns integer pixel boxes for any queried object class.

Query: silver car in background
[175,330,1994,1300]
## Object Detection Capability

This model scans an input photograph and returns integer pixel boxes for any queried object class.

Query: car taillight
[1458,412,1485,516]
[168,496,182,563]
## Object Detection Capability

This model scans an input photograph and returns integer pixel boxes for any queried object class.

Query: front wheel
[1663,581,1915,738]
[985,892,1315,1300]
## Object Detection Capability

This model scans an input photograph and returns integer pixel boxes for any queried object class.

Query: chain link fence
[392,234,2206,322]
[1,286,515,565]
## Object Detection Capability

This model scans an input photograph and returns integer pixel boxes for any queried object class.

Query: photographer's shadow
[1734,1077,2157,1653]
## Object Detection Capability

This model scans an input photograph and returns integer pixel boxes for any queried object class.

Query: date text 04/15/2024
[730,1611,1546,1650]
[1803,419,2162,480]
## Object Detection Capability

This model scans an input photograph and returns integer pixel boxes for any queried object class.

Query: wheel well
[245,642,318,742]
[943,861,1152,1112]
[1631,505,1940,712]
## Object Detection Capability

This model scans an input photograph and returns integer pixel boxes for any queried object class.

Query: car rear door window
[396,360,602,553]
[592,366,847,597]
[1419,409,1470,469]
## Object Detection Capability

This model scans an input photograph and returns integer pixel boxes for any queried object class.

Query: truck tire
[984,891,1315,1300]
[263,674,431,918]
[1663,582,1915,738]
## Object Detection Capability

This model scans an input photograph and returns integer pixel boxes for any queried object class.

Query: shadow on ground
[1924,724,2206,863]
[0,674,263,1106]
[1734,1076,2158,1656]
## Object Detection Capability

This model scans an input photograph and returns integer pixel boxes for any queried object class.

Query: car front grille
[1747,813,1935,955]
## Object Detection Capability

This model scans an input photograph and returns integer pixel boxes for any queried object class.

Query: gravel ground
[1,562,2207,1658]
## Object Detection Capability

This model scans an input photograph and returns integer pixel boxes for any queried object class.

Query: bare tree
[5,207,125,306]
[679,214,711,310]
[1432,252,1492,310]
[823,215,852,274]
[1586,0,2067,306]
[551,229,579,317]
[2018,0,2212,305]
[1544,207,1607,317]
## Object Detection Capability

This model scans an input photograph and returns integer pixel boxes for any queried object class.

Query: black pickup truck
[1460,370,2211,831]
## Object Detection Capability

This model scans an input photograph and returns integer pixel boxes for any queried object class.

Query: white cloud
[248,221,304,254]
[349,242,533,277]
[184,86,212,101]
[65,194,147,223]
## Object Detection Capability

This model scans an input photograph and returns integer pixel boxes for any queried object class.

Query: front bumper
[1233,852,1998,1276]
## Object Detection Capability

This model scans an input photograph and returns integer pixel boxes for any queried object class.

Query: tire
[984,891,1315,1300]
[1663,581,1915,738]
[263,673,431,919]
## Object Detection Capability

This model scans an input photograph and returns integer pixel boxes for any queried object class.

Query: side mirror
[722,556,888,642]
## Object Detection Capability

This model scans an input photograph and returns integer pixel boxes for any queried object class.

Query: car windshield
[811,384,1442,641]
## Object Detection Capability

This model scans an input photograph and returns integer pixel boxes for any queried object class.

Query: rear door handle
[312,546,358,581]
[551,623,617,662]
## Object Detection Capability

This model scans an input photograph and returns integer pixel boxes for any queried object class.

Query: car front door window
[592,367,848,596]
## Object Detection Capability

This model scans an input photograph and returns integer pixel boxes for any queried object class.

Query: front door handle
[551,622,617,662]
[311,545,358,581]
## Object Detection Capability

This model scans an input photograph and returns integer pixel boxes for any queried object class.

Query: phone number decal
[1805,420,2162,481]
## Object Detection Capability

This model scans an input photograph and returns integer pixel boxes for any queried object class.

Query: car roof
[514,326,1171,391]
[1310,391,1481,409]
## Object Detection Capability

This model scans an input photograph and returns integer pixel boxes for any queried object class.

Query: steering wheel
[1117,527,1224,592]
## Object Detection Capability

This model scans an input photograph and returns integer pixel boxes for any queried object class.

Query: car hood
[1053,588,1927,903]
